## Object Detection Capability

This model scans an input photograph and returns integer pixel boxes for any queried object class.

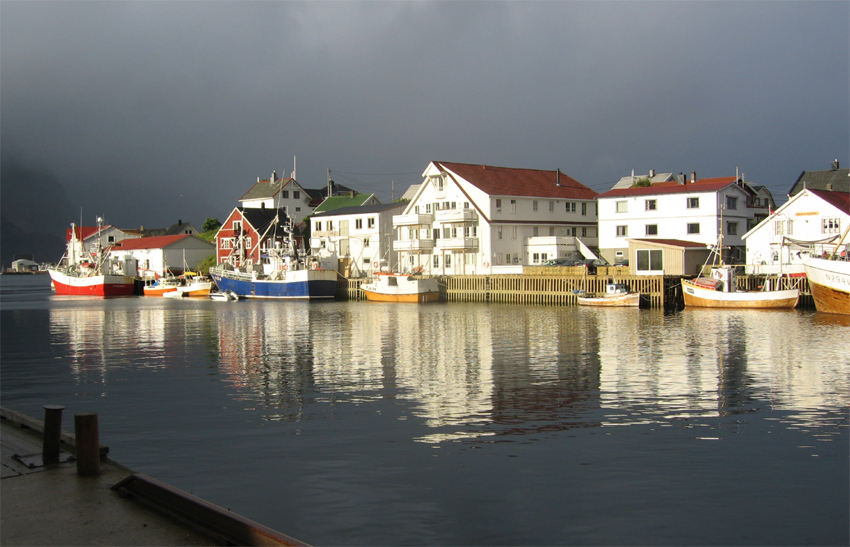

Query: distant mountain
[1,156,76,266]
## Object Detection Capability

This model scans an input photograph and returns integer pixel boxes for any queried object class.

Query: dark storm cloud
[2,1,847,229]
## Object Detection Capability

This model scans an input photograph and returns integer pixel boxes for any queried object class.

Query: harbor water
[1,274,848,546]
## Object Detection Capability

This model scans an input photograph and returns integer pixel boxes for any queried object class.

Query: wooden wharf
[339,270,815,310]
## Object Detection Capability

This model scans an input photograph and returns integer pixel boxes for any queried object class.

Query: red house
[215,207,305,267]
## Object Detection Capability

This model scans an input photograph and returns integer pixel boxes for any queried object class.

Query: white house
[393,162,598,275]
[239,172,315,225]
[310,202,407,277]
[595,174,770,265]
[743,189,850,274]
[110,234,215,278]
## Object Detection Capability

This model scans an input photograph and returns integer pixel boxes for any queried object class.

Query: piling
[42,404,64,464]
[74,412,100,476]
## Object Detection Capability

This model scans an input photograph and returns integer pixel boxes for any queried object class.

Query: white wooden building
[743,189,850,274]
[109,234,215,278]
[393,162,598,275]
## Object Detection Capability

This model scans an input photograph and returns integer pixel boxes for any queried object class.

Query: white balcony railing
[435,209,477,223]
[436,237,479,251]
[392,213,434,226]
[393,239,435,251]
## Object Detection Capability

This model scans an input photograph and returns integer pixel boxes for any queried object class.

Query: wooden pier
[339,272,814,310]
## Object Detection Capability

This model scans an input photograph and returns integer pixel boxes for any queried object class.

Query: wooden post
[74,412,100,476]
[42,405,64,464]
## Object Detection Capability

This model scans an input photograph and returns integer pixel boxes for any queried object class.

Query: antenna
[292,155,296,179]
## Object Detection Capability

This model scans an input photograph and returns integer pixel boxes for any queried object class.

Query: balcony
[436,237,479,251]
[393,239,435,251]
[393,213,434,226]
[435,209,477,223]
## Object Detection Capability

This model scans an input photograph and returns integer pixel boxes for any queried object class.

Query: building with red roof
[392,161,598,274]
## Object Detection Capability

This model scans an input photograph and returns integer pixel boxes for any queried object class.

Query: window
[364,237,370,247]
[775,220,794,236]
[464,201,470,209]
[581,202,587,216]
[533,227,539,237]
[687,197,699,209]
[107,236,115,243]
[566,202,577,213]
[533,253,540,263]
[823,218,840,234]
[616,225,627,237]
[570,227,577,236]
[726,196,737,210]
[616,201,627,213]
[445,254,451,268]
[510,200,517,213]
[294,191,300,199]
[221,238,232,249]
[496,199,502,212]
[355,219,363,230]
[726,222,738,235]
[315,221,322,231]
[645,224,658,236]
[549,227,555,236]
[367,218,375,229]
[498,226,503,240]
[425,204,432,213]
[645,199,657,211]
[687,223,700,234]
[296,207,301,212]
[233,221,242,233]
[327,220,333,231]
[414,205,420,214]
[512,226,517,239]
[533,200,538,212]
[549,201,555,212]
[637,249,663,272]
[463,226,477,237]
[433,255,440,268]
[581,227,587,237]
[281,191,289,199]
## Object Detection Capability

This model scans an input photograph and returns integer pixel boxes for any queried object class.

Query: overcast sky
[2,1,848,230]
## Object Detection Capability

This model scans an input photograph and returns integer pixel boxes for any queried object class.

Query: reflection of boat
[163,289,187,298]
[804,257,850,315]
[360,272,440,303]
[48,218,136,297]
[175,274,213,297]
[210,290,239,302]
[577,283,640,307]
[682,267,799,309]
[143,277,181,296]
[209,215,337,300]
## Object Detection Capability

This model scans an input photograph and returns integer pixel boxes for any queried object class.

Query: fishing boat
[143,276,182,296]
[682,266,799,309]
[803,228,850,315]
[209,290,239,302]
[360,271,440,303]
[175,273,214,297]
[48,218,136,297]
[576,282,640,307]
[209,215,337,300]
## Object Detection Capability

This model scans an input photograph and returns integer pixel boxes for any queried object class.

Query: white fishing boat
[209,290,239,302]
[48,218,136,297]
[682,266,799,309]
[175,273,214,297]
[360,272,439,303]
[576,283,640,307]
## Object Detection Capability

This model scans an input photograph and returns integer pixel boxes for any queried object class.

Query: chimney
[690,171,697,184]
[272,171,276,182]
[178,219,182,226]
[832,159,840,170]
[649,169,655,178]
[678,172,685,185]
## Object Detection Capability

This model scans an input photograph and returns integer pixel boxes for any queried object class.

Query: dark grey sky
[2,1,848,230]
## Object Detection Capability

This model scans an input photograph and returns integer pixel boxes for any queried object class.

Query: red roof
[66,225,103,242]
[435,161,597,200]
[111,234,192,250]
[809,189,850,213]
[597,177,740,199]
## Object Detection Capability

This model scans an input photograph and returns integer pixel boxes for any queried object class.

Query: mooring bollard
[74,412,100,476]
[42,405,65,464]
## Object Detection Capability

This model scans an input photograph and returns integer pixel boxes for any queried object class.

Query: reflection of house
[310,202,407,276]
[394,162,598,275]
[743,189,850,274]
[596,173,770,265]
[110,234,215,277]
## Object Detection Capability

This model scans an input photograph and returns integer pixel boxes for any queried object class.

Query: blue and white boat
[209,216,337,300]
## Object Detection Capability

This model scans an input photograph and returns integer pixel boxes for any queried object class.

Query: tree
[202,217,221,232]
[632,178,652,188]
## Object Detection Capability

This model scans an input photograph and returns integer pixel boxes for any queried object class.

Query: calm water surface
[1,274,848,546]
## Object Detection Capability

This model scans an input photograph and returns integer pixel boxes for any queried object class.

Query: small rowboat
[576,283,640,307]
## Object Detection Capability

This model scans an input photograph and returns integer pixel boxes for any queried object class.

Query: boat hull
[361,289,440,303]
[176,281,214,297]
[210,269,337,300]
[577,292,640,307]
[49,269,135,297]
[682,279,799,309]
[804,258,850,315]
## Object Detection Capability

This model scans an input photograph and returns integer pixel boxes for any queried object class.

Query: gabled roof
[313,194,379,213]
[788,166,850,196]
[611,172,677,190]
[596,177,745,199]
[434,161,597,200]
[112,234,201,250]
[808,189,850,214]
[66,225,101,242]
[312,202,406,218]
[164,220,198,235]
[238,207,288,233]
[239,178,302,202]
